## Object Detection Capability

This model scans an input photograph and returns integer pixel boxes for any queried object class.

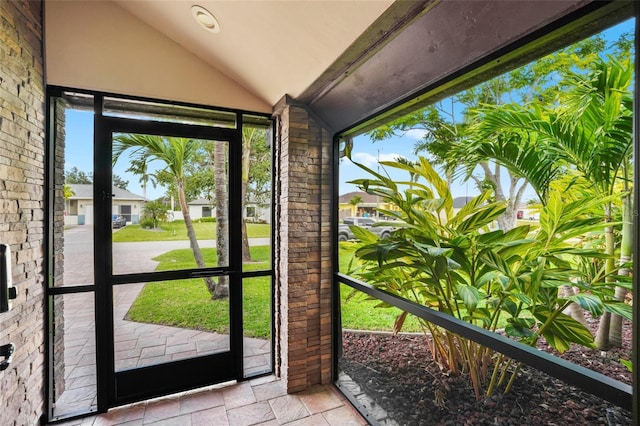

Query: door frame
[94,113,244,408]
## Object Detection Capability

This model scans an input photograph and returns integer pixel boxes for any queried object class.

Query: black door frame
[94,109,244,409]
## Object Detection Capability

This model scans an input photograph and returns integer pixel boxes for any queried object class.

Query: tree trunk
[241,139,252,262]
[609,192,632,347]
[177,181,215,293]
[213,142,229,299]
[594,204,615,350]
[560,285,588,327]
[594,311,611,351]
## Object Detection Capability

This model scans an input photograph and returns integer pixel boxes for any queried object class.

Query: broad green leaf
[566,293,604,316]
[533,308,595,352]
[454,283,483,312]
[602,301,633,321]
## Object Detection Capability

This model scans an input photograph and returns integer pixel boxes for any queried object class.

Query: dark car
[112,214,126,228]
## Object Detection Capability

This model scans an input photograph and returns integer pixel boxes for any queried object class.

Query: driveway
[63,225,270,285]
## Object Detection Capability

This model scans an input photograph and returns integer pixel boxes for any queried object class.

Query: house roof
[338,191,379,205]
[340,192,475,209]
[453,196,474,209]
[67,184,145,201]
[188,198,213,206]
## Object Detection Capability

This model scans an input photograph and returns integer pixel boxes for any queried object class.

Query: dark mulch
[339,317,632,426]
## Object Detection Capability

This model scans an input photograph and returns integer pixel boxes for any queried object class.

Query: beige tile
[223,381,257,410]
[252,381,287,402]
[191,406,229,425]
[321,406,367,426]
[227,402,275,426]
[146,413,192,426]
[143,398,180,423]
[283,413,330,426]
[92,403,145,425]
[269,395,309,424]
[180,388,224,414]
[248,375,277,387]
[297,386,343,415]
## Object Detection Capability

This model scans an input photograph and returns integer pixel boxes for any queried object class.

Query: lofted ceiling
[46,0,632,134]
[112,0,396,108]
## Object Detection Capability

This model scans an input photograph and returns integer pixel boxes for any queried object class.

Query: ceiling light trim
[191,5,220,33]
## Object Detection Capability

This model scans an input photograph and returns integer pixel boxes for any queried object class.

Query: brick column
[0,1,47,424]
[273,96,333,393]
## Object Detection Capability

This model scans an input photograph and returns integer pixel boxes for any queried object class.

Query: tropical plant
[112,134,220,297]
[141,199,169,229]
[63,183,74,199]
[469,58,633,349]
[345,154,623,402]
[241,127,269,262]
[212,140,229,299]
[348,195,363,216]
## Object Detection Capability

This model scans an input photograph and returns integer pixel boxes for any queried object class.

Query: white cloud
[404,129,428,140]
[350,151,406,168]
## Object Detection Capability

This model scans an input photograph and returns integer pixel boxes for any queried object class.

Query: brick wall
[53,99,66,399]
[0,1,47,424]
[273,97,333,392]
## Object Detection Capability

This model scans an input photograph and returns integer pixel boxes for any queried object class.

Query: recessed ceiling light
[191,5,220,33]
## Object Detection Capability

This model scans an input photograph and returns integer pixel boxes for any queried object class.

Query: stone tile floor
[56,375,368,426]
[54,284,272,417]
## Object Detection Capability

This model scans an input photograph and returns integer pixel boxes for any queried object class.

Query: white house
[170,197,271,223]
[65,184,146,226]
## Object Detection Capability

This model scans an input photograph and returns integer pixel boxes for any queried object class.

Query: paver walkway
[54,281,271,417]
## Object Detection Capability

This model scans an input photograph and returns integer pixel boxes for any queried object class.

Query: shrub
[346,156,620,401]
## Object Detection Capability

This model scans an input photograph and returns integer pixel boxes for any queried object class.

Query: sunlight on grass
[114,221,271,242]
[127,242,414,336]
[127,245,272,337]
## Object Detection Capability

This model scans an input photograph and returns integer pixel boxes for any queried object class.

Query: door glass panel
[60,106,95,287]
[243,276,272,377]
[111,133,229,275]
[241,119,272,272]
[51,293,98,417]
[113,280,230,371]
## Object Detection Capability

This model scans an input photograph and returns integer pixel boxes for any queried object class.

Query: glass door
[95,116,242,407]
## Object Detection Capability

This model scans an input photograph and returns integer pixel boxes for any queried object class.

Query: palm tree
[212,141,229,299]
[469,58,633,349]
[141,199,169,229]
[112,134,218,297]
[348,195,363,216]
[126,158,157,200]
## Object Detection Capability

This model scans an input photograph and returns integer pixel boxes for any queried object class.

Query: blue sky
[339,18,635,202]
[64,18,634,203]
[65,109,168,200]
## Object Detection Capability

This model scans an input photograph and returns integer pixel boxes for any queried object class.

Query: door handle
[0,343,14,371]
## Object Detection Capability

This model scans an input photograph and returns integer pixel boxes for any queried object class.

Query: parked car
[338,216,394,241]
[112,214,126,228]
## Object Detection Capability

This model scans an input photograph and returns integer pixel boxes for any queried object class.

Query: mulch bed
[339,317,633,425]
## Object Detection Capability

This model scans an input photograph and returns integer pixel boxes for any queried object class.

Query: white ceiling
[113,0,395,107]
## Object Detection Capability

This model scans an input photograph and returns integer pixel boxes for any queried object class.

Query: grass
[127,245,272,338]
[127,242,421,337]
[113,221,271,242]
[127,241,513,337]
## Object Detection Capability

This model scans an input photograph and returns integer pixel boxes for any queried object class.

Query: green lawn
[127,245,272,338]
[113,221,271,242]
[126,242,421,337]
[127,241,517,337]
